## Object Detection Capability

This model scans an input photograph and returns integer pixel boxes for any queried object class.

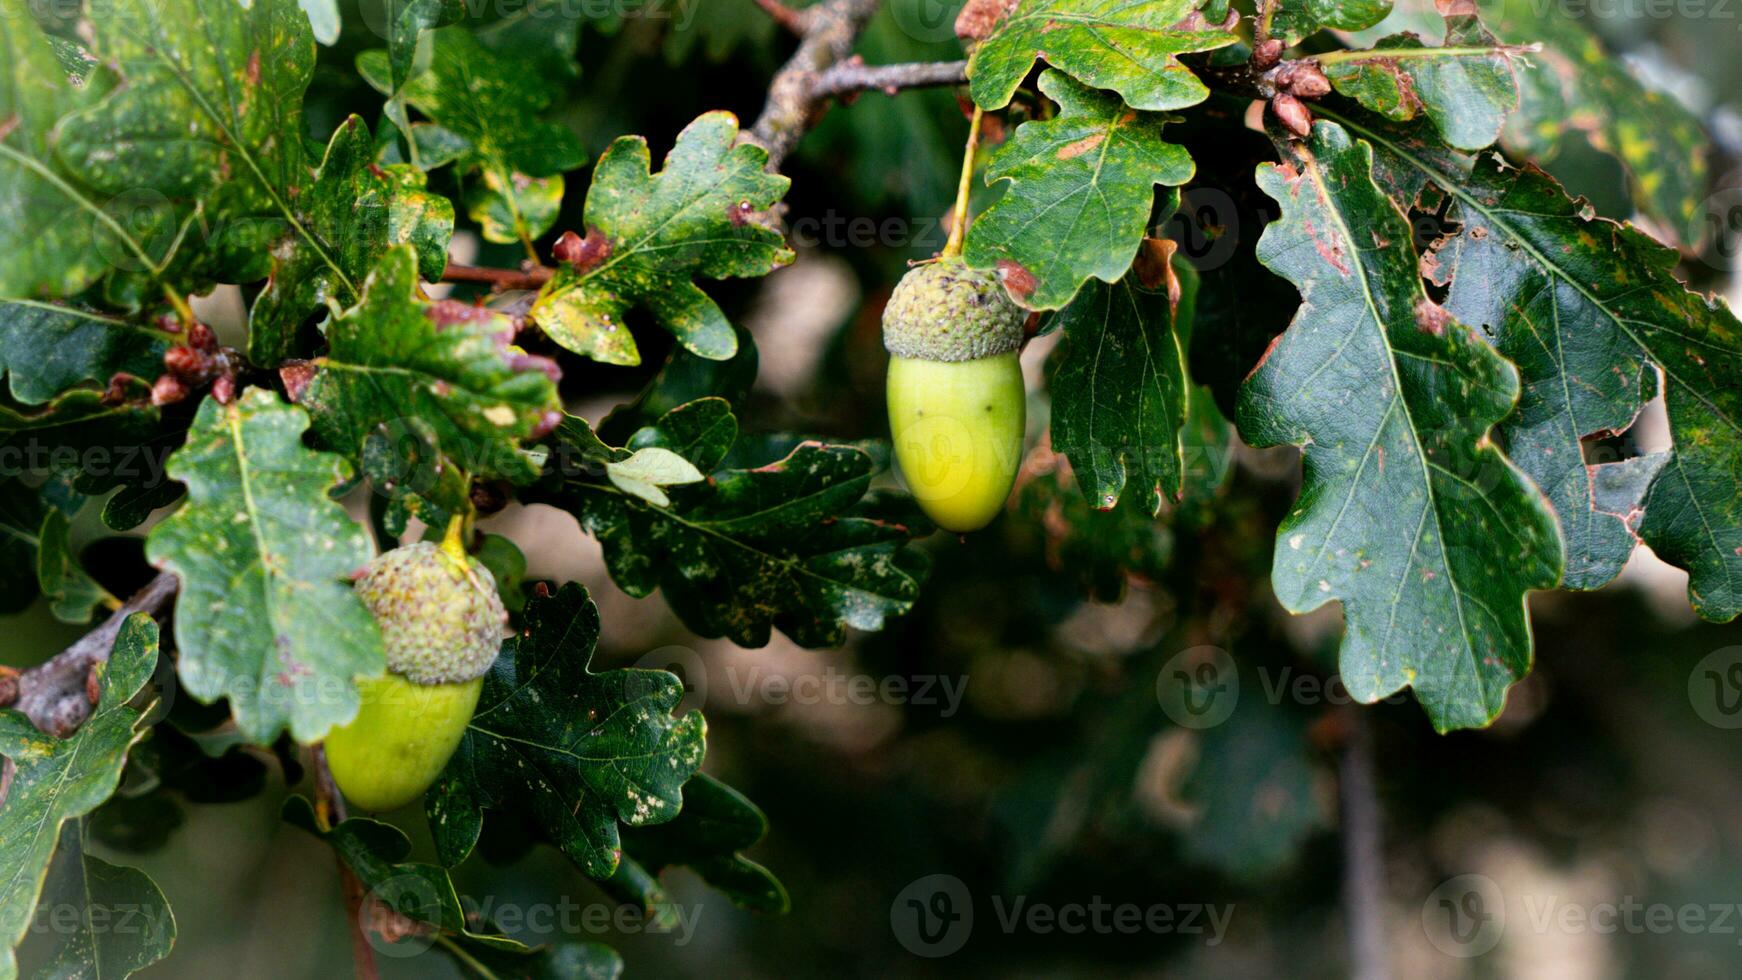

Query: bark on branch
[745,0,895,170]
[4,572,179,737]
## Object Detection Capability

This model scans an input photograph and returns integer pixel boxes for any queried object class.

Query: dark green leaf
[540,407,927,648]
[531,112,792,365]
[298,246,561,484]
[1353,0,1709,246]
[249,115,454,366]
[145,388,386,743]
[425,583,706,878]
[36,504,111,624]
[614,773,789,915]
[965,71,1194,311]
[1326,105,1742,617]
[0,2,128,298]
[282,794,526,952]
[0,615,158,979]
[0,302,171,405]
[1236,121,1561,731]
[1049,275,1189,514]
[968,0,1237,112]
[26,822,175,979]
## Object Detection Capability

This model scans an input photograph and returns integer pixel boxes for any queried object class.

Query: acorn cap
[882,258,1025,362]
[355,541,508,686]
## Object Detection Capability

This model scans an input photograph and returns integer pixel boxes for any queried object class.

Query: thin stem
[940,105,985,260]
[439,263,555,290]
[1340,710,1388,980]
[434,935,497,979]
[162,286,197,328]
[312,747,380,980]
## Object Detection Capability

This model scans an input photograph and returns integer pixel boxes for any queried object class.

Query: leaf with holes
[965,71,1194,311]
[1236,120,1561,732]
[424,583,706,878]
[530,111,792,365]
[1324,105,1742,618]
[968,0,1237,112]
[144,388,385,743]
[610,773,790,916]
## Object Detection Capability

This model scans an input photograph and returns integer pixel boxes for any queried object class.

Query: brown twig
[312,746,380,980]
[4,572,179,738]
[751,0,807,33]
[439,262,554,291]
[811,57,969,99]
[745,0,885,170]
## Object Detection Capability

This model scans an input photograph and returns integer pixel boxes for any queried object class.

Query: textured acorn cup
[884,259,1027,533]
[324,542,508,812]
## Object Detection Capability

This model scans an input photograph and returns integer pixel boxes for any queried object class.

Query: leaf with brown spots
[1237,120,1561,732]
[530,112,792,366]
[297,247,561,485]
[144,388,385,743]
[968,0,1236,112]
[1322,104,1742,618]
[965,71,1195,311]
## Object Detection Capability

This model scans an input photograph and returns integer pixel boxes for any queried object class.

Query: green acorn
[324,530,507,811]
[884,257,1027,532]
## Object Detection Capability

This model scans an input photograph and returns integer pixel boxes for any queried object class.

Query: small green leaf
[965,71,1194,311]
[531,112,793,365]
[282,795,527,953]
[968,0,1237,112]
[298,246,561,484]
[1268,0,1393,45]
[249,115,454,366]
[606,448,704,507]
[145,388,386,744]
[425,583,707,878]
[1049,275,1189,514]
[1237,120,1561,732]
[0,615,159,980]
[37,505,111,624]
